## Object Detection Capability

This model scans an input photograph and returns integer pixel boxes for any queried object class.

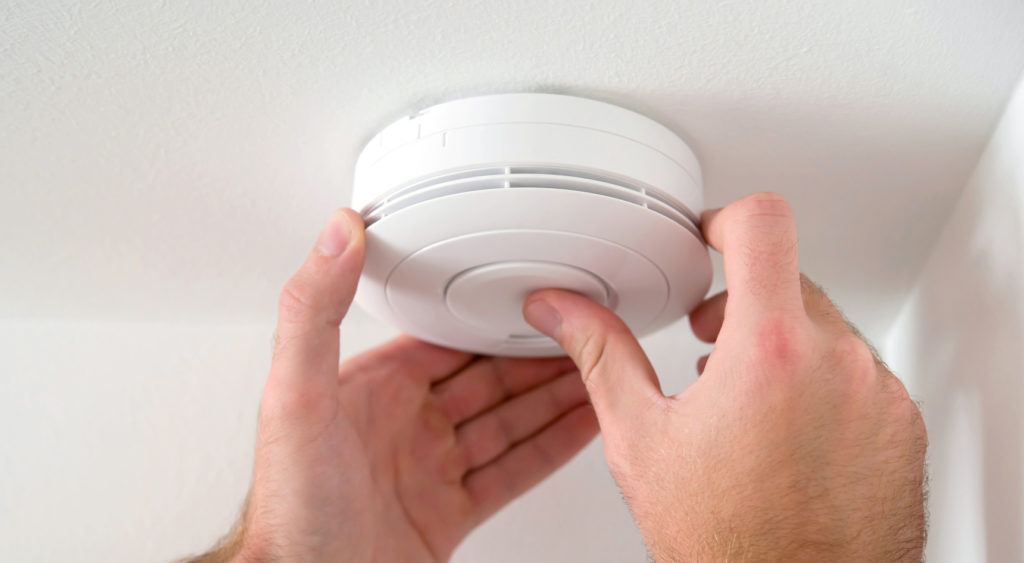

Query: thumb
[271,208,366,387]
[523,289,664,428]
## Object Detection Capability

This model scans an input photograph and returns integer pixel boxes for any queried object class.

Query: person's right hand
[523,192,928,561]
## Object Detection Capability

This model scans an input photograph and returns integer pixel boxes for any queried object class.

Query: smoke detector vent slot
[364,167,700,238]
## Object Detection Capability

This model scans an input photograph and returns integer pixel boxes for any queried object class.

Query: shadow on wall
[896,127,1024,561]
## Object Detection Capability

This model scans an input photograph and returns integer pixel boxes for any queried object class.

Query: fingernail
[524,299,563,339]
[315,213,351,257]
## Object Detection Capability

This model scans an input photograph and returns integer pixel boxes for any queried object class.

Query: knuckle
[880,374,929,446]
[260,374,338,437]
[574,328,610,386]
[278,277,314,322]
[750,313,811,373]
[258,392,288,429]
[831,333,879,386]
[884,372,913,402]
[886,375,920,417]
[258,378,313,429]
[736,191,794,220]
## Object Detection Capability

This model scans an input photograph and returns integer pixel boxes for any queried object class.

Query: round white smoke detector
[351,93,711,357]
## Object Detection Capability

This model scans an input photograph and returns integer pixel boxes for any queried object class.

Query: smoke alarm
[351,93,711,357]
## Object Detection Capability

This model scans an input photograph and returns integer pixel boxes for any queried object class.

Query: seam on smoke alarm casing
[360,120,701,188]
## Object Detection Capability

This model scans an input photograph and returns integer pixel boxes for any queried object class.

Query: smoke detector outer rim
[351,93,711,357]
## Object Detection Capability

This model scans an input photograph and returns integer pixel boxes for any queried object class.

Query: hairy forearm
[637,494,926,563]
[180,495,257,563]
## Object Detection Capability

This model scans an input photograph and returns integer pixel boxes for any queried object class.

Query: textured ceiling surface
[3,0,1024,342]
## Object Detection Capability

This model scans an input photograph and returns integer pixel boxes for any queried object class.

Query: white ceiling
[3,0,1024,342]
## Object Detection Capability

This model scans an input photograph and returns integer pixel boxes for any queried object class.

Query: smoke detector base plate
[352,93,711,357]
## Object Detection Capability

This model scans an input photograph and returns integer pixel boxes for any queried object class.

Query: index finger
[701,192,804,317]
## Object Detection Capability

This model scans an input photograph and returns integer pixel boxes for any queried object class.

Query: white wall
[886,76,1024,562]
[0,307,709,562]
[0,321,268,561]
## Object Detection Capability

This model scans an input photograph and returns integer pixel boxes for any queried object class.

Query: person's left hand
[198,209,597,562]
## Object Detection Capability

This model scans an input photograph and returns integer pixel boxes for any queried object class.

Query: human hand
[195,209,597,562]
[523,193,928,561]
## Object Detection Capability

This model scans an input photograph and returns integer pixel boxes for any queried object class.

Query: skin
[523,193,928,561]
[193,193,927,562]
[189,209,598,562]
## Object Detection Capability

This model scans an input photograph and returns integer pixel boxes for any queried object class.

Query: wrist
[637,508,833,563]
[184,521,255,563]
[233,533,273,563]
[646,520,918,563]
[231,510,278,563]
